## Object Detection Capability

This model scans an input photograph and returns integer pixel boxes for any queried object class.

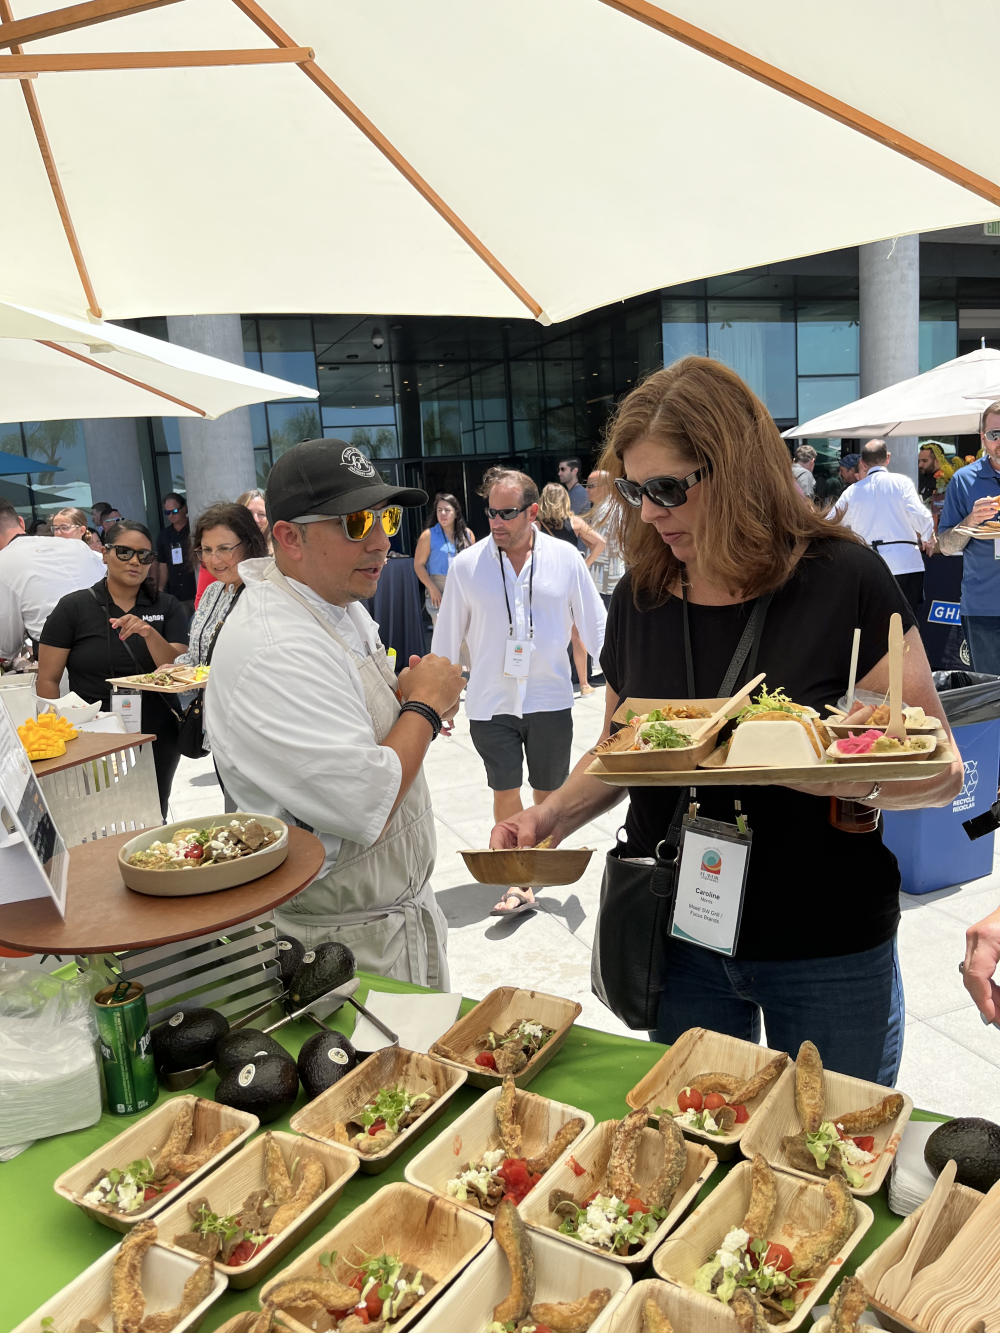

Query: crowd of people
[7,359,1000,1064]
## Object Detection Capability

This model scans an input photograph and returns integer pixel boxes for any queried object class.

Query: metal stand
[38,738,160,847]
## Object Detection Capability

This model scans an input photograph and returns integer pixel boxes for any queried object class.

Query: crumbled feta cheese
[674,1109,702,1127]
[838,1136,876,1166]
[520,1021,544,1040]
[718,1226,749,1271]
[482,1148,506,1170]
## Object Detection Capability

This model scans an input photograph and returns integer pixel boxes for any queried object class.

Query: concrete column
[82,418,146,522]
[859,235,921,484]
[165,315,256,521]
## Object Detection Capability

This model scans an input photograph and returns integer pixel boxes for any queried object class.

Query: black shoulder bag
[177,585,244,760]
[590,586,773,1030]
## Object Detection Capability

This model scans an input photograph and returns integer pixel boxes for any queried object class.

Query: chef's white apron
[262,564,449,989]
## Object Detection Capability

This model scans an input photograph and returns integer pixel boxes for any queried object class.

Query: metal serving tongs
[161,976,398,1091]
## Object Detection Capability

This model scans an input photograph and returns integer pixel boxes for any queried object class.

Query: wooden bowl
[289,1045,466,1172]
[53,1095,258,1233]
[518,1119,718,1274]
[626,1027,788,1161]
[425,1226,631,1332]
[260,1181,491,1333]
[150,1130,358,1289]
[430,986,581,1089]
[855,1180,983,1333]
[8,1238,226,1333]
[738,1062,913,1197]
[652,1159,874,1331]
[404,1083,594,1220]
[606,1277,737,1332]
[460,846,593,887]
[119,815,288,896]
[590,721,723,772]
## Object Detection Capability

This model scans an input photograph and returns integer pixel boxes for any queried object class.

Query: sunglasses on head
[614,465,710,509]
[108,544,156,565]
[486,503,530,520]
[294,508,403,541]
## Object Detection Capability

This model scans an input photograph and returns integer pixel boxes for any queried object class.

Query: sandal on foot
[490,889,537,918]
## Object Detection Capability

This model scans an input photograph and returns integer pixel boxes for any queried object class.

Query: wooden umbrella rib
[0,47,313,70]
[228,0,544,319]
[0,0,184,49]
[39,339,208,416]
[0,0,102,317]
[600,0,1000,208]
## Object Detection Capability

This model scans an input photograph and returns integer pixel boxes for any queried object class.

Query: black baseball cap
[265,438,427,525]
[840,453,861,471]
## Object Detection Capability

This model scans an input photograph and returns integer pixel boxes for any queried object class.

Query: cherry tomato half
[677,1086,703,1113]
[567,1155,586,1177]
[367,1118,386,1135]
[749,1238,794,1273]
[364,1290,383,1319]
[474,1051,497,1070]
[731,1103,749,1124]
[703,1092,727,1112]
[853,1135,876,1154]
[624,1197,649,1217]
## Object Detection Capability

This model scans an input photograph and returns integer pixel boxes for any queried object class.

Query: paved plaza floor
[167,684,1000,1122]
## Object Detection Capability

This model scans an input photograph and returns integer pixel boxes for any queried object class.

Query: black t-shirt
[156,523,196,601]
[600,538,917,961]
[40,580,189,736]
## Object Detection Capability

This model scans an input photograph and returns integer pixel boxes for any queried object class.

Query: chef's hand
[110,614,151,641]
[398,652,463,717]
[963,904,1000,1022]
[966,495,1000,527]
[490,804,561,850]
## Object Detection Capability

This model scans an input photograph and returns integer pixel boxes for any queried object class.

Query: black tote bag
[590,587,772,1030]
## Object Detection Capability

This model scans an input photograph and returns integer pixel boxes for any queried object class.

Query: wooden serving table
[31,730,160,847]
[0,826,326,1020]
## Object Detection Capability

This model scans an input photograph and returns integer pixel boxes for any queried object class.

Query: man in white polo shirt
[432,467,606,914]
[0,497,105,658]
[206,439,463,986]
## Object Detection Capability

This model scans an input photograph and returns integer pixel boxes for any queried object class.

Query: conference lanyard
[498,539,535,641]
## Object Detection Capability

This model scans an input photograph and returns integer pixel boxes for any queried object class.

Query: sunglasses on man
[293,507,403,541]
[614,465,710,509]
[108,545,157,565]
[485,503,530,520]
[163,507,183,515]
[984,429,1000,442]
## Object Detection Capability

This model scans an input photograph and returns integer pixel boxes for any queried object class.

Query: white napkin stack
[889,1119,940,1216]
[0,1017,102,1147]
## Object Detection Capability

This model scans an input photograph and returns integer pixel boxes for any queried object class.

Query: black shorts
[469,710,574,791]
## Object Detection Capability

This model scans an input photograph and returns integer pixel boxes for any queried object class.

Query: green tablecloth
[0,974,945,1331]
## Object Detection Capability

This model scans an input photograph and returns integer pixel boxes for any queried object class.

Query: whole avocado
[152,1007,229,1073]
[275,935,305,986]
[213,1028,294,1080]
[290,942,356,1008]
[925,1116,1000,1192]
[297,1030,357,1100]
[215,1054,299,1123]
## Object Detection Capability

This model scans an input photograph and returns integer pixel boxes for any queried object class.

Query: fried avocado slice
[731,1288,771,1333]
[264,1276,365,1314]
[791,1175,857,1276]
[153,1101,195,1180]
[642,1297,675,1333]
[732,1051,788,1105]
[111,1221,158,1333]
[496,1074,523,1159]
[529,1288,612,1332]
[643,1111,687,1211]
[138,1258,213,1333]
[740,1153,778,1235]
[830,1275,872,1331]
[606,1106,649,1200]
[493,1197,536,1324]
[263,1131,295,1204]
[526,1118,585,1175]
[795,1040,826,1134]
[835,1094,904,1134]
[688,1072,743,1098]
[267,1155,327,1234]
[166,1127,241,1178]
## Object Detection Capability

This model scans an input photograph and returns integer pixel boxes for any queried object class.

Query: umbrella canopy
[784,349,1000,441]
[0,300,318,423]
[0,449,63,474]
[0,1,999,325]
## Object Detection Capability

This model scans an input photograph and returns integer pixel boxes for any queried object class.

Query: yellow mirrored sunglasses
[341,506,403,541]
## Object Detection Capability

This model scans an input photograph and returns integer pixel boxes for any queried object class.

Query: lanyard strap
[498,537,535,640]
[681,580,773,697]
[201,582,244,665]
[92,582,144,676]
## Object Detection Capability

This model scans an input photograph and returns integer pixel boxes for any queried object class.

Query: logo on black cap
[341,446,376,479]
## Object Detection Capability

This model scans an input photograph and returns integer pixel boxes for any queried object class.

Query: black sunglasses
[615,466,710,509]
[108,544,156,565]
[486,503,530,520]
[164,506,183,515]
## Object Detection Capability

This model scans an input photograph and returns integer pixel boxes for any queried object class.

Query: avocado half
[925,1116,1000,1192]
[289,941,356,1008]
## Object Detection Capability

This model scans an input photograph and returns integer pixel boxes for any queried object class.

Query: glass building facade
[7,248,1000,548]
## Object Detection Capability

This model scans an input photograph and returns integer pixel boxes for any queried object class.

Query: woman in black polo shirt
[37,521,189,817]
[490,358,963,1085]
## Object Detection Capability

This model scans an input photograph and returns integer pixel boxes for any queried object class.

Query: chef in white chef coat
[206,439,464,987]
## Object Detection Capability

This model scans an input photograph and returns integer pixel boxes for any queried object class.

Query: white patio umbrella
[783,349,1000,441]
[0,300,318,422]
[1,1,1000,325]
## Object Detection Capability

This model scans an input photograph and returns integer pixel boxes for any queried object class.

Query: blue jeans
[963,616,1000,676]
[651,936,904,1086]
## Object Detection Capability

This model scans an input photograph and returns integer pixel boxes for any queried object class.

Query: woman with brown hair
[490,356,961,1083]
[50,508,91,542]
[537,482,606,697]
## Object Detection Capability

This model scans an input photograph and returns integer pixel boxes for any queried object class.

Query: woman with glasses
[37,520,190,817]
[50,508,91,543]
[194,489,272,608]
[413,492,475,625]
[490,357,963,1084]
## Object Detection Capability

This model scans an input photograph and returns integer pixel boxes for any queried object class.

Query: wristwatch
[861,782,882,806]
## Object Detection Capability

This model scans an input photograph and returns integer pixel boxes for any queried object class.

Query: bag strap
[682,582,774,698]
[203,582,244,667]
[92,583,144,674]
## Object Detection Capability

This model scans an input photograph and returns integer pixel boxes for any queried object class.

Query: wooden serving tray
[107,672,207,693]
[955,526,1000,539]
[586,729,956,787]
[518,1119,718,1274]
[429,986,581,1089]
[626,1027,788,1161]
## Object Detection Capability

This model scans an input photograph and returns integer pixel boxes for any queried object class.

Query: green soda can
[93,980,158,1115]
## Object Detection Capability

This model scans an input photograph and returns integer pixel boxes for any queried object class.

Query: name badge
[669,815,752,956]
[503,638,532,678]
[111,689,142,734]
[171,546,183,565]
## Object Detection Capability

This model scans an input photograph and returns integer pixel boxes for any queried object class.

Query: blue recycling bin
[881,716,1000,894]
